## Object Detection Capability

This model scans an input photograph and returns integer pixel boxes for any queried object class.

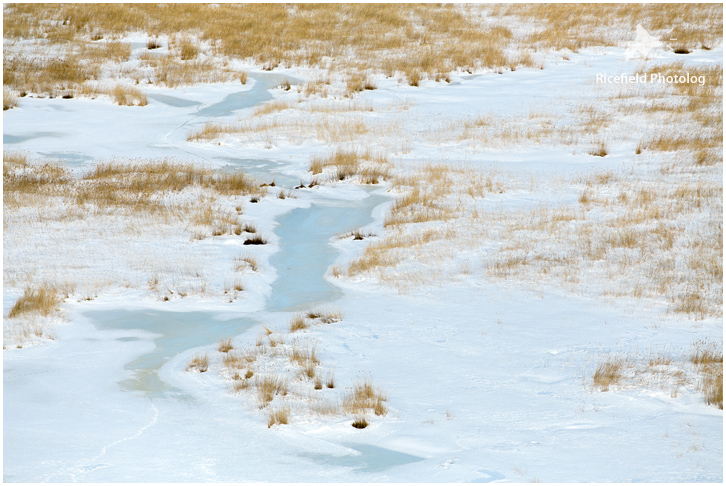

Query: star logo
[625,24,663,59]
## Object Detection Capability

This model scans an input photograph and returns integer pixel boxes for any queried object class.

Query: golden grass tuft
[593,358,625,391]
[186,352,209,373]
[8,285,64,318]
[266,406,290,427]
[289,313,308,332]
[305,308,343,324]
[234,254,258,272]
[290,344,319,379]
[110,85,147,106]
[309,148,391,184]
[218,337,234,353]
[256,375,288,407]
[3,86,19,110]
[343,378,388,416]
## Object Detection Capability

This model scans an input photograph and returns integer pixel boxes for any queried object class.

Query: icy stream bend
[4,73,427,481]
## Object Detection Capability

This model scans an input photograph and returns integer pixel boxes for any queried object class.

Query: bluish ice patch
[267,190,388,312]
[470,469,506,483]
[196,72,301,118]
[4,132,65,144]
[215,157,300,187]
[299,443,424,473]
[146,93,202,108]
[86,309,257,397]
[38,152,94,166]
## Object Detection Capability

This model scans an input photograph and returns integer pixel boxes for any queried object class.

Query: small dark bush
[352,417,368,429]
[244,236,267,245]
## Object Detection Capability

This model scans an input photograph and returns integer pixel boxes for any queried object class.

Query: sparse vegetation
[588,140,608,157]
[4,86,19,110]
[218,338,234,353]
[592,342,723,408]
[289,314,308,332]
[110,85,147,106]
[305,308,342,324]
[256,375,289,407]
[186,353,209,373]
[266,407,290,427]
[309,148,391,184]
[343,379,388,416]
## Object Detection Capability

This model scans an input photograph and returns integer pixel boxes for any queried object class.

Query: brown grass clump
[343,379,388,416]
[309,148,391,184]
[256,375,288,407]
[289,314,308,332]
[110,85,147,106]
[243,235,267,245]
[266,407,290,427]
[305,308,343,324]
[218,338,234,353]
[186,353,209,372]
[8,285,64,318]
[234,254,258,272]
[593,358,625,391]
[351,416,369,429]
[690,340,723,409]
[701,367,723,409]
[146,37,162,50]
[3,87,19,110]
[588,140,608,157]
[290,344,319,379]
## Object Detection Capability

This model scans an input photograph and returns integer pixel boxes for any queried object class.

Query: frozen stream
[2,73,430,481]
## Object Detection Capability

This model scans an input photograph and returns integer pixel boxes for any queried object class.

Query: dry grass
[592,342,723,408]
[290,343,319,380]
[593,358,626,391]
[218,338,234,353]
[343,378,388,416]
[187,115,374,147]
[234,254,258,272]
[504,4,722,53]
[110,85,147,106]
[351,416,369,429]
[8,284,65,318]
[309,148,391,184]
[305,308,342,324]
[266,407,290,427]
[4,159,259,221]
[588,140,608,157]
[346,164,506,280]
[186,353,209,373]
[4,155,265,343]
[690,340,723,409]
[199,314,389,427]
[4,4,721,98]
[3,86,19,110]
[256,375,289,407]
[289,314,308,332]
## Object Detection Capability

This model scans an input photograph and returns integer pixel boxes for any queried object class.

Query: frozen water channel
[2,73,429,481]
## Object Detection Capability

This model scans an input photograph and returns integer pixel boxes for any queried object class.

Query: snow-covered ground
[3,38,722,482]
